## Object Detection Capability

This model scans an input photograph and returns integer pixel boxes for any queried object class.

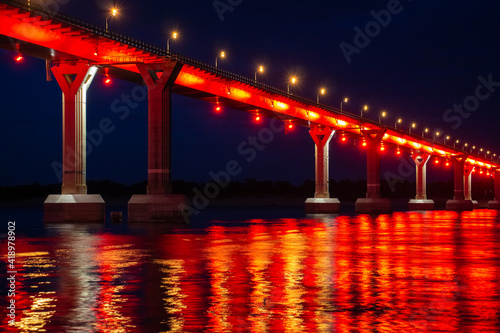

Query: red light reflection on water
[1,210,500,332]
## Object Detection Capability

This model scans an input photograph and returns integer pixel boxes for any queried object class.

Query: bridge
[1,0,499,222]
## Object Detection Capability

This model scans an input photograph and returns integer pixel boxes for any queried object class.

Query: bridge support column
[305,126,340,214]
[44,63,105,222]
[488,170,500,209]
[464,165,478,209]
[355,130,391,213]
[446,155,473,211]
[408,153,434,210]
[128,62,187,222]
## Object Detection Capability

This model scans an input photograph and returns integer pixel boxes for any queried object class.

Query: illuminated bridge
[1,0,499,222]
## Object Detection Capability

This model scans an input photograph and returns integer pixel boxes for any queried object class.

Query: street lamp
[422,128,429,138]
[360,105,368,117]
[379,111,387,122]
[444,135,450,145]
[106,8,118,31]
[409,122,416,134]
[287,76,297,94]
[340,97,348,111]
[317,88,325,104]
[463,143,468,151]
[454,139,459,148]
[433,131,440,141]
[166,31,178,52]
[215,51,225,68]
[255,65,264,82]
[395,118,402,129]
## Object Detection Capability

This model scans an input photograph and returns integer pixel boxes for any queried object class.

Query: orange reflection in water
[1,210,500,332]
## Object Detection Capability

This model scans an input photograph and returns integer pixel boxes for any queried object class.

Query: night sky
[1,0,499,187]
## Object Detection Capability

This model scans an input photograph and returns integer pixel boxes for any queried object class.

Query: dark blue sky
[1,0,500,186]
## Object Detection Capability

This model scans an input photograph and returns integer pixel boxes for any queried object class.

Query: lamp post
[166,31,178,52]
[255,65,264,82]
[340,97,348,111]
[395,118,402,129]
[409,122,416,134]
[287,76,297,94]
[433,131,440,141]
[317,88,325,104]
[379,111,387,123]
[422,128,429,138]
[215,51,225,68]
[106,8,118,31]
[360,104,368,117]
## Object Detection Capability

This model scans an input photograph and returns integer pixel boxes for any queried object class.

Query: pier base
[44,194,105,222]
[305,198,340,214]
[445,199,474,211]
[472,200,479,209]
[355,198,391,214]
[128,194,187,222]
[488,200,500,209]
[408,199,435,211]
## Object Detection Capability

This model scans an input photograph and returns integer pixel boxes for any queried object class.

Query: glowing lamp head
[291,77,297,84]
[446,136,450,140]
[104,78,111,84]
[381,111,386,117]
[111,8,118,16]
[434,159,439,164]
[363,105,368,111]
[396,149,401,155]
[15,55,23,62]
[362,141,367,147]
[215,106,221,112]
[220,51,225,58]
[344,97,348,103]
[259,65,264,73]
[412,123,416,128]
[320,88,325,95]
[341,136,346,142]
[255,115,261,122]
[397,118,402,124]
[288,123,293,129]
[172,31,178,39]
[380,146,385,151]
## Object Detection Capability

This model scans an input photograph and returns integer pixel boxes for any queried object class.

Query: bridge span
[1,0,499,222]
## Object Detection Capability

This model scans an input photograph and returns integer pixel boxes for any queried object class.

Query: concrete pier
[305,125,340,214]
[43,63,104,222]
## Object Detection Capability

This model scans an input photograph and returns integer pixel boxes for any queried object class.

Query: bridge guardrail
[0,0,493,162]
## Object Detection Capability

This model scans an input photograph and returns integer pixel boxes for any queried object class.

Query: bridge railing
[1,0,494,162]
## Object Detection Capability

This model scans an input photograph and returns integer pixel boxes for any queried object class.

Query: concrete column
[355,129,391,213]
[464,165,478,208]
[488,170,500,209]
[446,154,473,211]
[128,62,187,222]
[44,63,105,222]
[305,125,340,213]
[408,153,434,210]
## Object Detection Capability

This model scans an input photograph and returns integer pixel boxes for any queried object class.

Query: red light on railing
[288,123,293,129]
[362,141,367,147]
[396,149,401,155]
[380,146,385,151]
[104,78,111,84]
[445,161,450,167]
[215,106,221,112]
[255,116,261,122]
[15,55,23,62]
[434,159,439,164]
[341,136,346,142]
